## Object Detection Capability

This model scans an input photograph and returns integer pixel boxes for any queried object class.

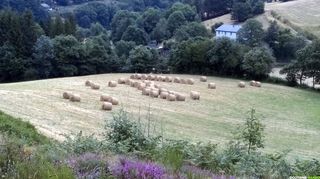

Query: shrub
[105,109,160,153]
[59,131,108,155]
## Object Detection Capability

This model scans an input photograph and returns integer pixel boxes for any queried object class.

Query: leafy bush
[0,111,49,145]
[105,109,160,153]
[293,159,320,176]
[59,131,108,155]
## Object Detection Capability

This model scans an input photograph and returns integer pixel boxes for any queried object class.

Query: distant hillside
[203,0,320,39]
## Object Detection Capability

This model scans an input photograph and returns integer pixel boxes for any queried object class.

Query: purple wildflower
[111,158,166,179]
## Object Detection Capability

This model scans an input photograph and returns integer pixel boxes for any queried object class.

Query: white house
[215,24,242,40]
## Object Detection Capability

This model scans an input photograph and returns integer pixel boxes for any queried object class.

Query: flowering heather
[111,158,166,179]
[66,153,105,179]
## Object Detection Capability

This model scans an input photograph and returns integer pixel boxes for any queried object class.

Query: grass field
[203,0,320,38]
[0,74,319,160]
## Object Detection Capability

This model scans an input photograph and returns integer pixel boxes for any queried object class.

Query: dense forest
[0,0,319,86]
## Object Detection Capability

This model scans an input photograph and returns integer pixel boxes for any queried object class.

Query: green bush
[105,109,160,154]
[58,131,108,155]
[0,111,49,145]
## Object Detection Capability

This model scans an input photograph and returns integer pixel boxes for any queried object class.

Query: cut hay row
[63,75,263,112]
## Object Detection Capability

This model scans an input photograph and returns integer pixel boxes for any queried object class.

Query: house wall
[216,30,237,40]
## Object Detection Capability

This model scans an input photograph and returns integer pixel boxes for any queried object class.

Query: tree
[64,14,77,36]
[111,10,139,42]
[128,46,156,73]
[241,109,264,154]
[52,35,84,77]
[237,19,264,47]
[166,2,197,22]
[121,26,149,45]
[138,8,161,34]
[169,37,214,74]
[84,34,119,75]
[167,11,187,36]
[0,42,25,82]
[174,22,211,41]
[242,46,275,78]
[150,18,169,42]
[33,36,54,79]
[232,2,252,22]
[208,37,244,75]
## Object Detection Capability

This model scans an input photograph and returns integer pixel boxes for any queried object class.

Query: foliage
[239,109,265,154]
[105,109,160,153]
[237,19,265,47]
[242,46,275,78]
[59,131,108,155]
[128,45,158,73]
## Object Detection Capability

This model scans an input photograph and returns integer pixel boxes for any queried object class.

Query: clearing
[203,0,320,38]
[0,74,319,160]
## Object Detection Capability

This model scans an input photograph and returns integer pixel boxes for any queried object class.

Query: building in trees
[215,24,241,40]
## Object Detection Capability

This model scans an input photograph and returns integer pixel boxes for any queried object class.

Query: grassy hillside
[203,0,320,38]
[0,74,319,159]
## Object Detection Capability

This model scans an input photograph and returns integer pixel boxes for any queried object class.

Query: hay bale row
[63,92,81,102]
[130,74,195,85]
[250,80,262,87]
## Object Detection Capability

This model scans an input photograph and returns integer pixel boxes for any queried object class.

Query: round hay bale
[102,102,112,111]
[136,74,142,80]
[190,91,200,100]
[141,74,147,80]
[111,97,119,105]
[173,77,181,83]
[125,79,131,85]
[150,90,159,98]
[70,94,81,102]
[160,92,169,99]
[175,93,186,101]
[108,81,117,87]
[181,79,187,84]
[138,83,146,90]
[167,94,176,101]
[130,80,135,87]
[91,84,100,90]
[208,83,216,89]
[238,81,246,88]
[150,75,156,81]
[250,80,256,86]
[142,88,151,96]
[187,78,195,85]
[168,90,176,95]
[133,81,140,88]
[145,81,153,87]
[255,81,261,87]
[100,94,112,102]
[165,76,173,83]
[63,92,72,99]
[85,80,92,87]
[130,74,135,79]
[154,84,161,89]
[118,78,126,84]
[200,76,207,82]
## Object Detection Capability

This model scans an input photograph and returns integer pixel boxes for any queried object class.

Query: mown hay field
[0,74,319,160]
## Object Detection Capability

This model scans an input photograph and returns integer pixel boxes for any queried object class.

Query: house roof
[216,24,242,33]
